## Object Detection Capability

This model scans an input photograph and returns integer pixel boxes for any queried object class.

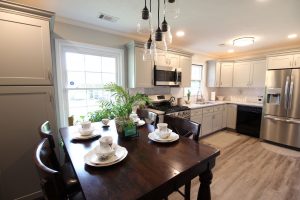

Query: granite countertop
[186,101,263,109]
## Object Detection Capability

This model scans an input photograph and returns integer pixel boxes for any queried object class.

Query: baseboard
[14,190,43,200]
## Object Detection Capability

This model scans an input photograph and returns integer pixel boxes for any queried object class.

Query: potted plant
[90,83,150,138]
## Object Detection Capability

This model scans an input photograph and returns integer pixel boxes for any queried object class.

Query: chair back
[34,138,67,199]
[137,109,158,127]
[164,115,200,142]
[39,121,55,149]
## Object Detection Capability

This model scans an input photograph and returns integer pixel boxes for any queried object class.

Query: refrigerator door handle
[284,76,290,110]
[286,119,300,124]
[264,115,287,122]
[288,76,294,110]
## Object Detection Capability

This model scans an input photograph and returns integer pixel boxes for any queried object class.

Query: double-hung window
[185,64,203,96]
[56,40,124,126]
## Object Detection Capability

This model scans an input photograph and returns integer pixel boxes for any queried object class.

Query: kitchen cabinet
[155,53,179,68]
[191,108,203,124]
[227,104,237,129]
[180,56,192,87]
[202,113,214,136]
[222,105,227,128]
[207,61,221,87]
[233,60,266,88]
[127,45,153,88]
[0,7,53,85]
[267,53,300,69]
[220,62,234,87]
[200,105,225,136]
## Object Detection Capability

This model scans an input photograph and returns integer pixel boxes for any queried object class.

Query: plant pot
[115,118,138,138]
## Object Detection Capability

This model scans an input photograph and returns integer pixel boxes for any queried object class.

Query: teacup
[97,136,115,160]
[102,118,110,126]
[81,121,91,130]
[157,123,170,139]
[129,113,139,122]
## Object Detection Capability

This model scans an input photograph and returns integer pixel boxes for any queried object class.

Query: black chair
[39,121,80,195]
[137,109,159,127]
[164,115,201,200]
[34,138,83,200]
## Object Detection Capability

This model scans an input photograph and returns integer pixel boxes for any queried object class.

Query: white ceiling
[11,0,300,57]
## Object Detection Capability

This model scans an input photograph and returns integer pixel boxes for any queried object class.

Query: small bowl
[217,96,225,101]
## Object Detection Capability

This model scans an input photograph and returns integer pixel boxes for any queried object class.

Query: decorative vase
[115,118,138,138]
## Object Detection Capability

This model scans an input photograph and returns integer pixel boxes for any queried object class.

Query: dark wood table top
[60,121,220,200]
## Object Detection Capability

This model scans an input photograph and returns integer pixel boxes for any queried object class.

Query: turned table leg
[197,168,213,200]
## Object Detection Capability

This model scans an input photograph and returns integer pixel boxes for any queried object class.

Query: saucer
[79,127,95,136]
[148,131,179,143]
[84,144,128,167]
[137,120,145,127]
[102,125,110,128]
[73,129,100,140]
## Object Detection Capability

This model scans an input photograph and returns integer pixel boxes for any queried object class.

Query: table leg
[184,181,191,200]
[197,168,213,200]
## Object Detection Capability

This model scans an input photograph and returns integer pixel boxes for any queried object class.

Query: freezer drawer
[261,115,300,148]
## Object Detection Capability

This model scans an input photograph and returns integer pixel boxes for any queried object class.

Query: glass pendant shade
[143,36,153,61]
[166,0,180,19]
[137,16,152,34]
[163,25,172,45]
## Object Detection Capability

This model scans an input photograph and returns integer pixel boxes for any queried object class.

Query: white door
[0,11,52,85]
[135,48,153,87]
[202,113,213,136]
[293,54,300,68]
[180,56,192,87]
[227,104,237,129]
[251,60,266,87]
[220,63,234,87]
[233,62,251,87]
[0,86,56,200]
[267,55,293,69]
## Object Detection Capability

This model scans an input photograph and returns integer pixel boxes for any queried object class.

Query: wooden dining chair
[136,109,159,127]
[34,138,83,200]
[39,121,80,195]
[163,115,201,200]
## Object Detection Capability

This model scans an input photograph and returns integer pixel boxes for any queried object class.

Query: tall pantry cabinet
[0,2,56,200]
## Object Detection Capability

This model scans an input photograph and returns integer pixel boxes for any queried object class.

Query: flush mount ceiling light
[227,49,234,53]
[233,37,255,47]
[288,34,298,39]
[176,31,185,37]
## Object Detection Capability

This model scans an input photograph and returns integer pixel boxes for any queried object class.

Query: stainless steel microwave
[154,65,182,86]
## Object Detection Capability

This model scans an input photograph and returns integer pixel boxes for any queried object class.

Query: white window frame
[55,39,125,127]
[184,64,203,96]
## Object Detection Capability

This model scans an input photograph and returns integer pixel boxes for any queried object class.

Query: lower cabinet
[226,104,237,129]
[202,113,214,136]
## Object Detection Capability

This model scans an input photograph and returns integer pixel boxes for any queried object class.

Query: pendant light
[137,0,152,34]
[166,0,180,19]
[143,0,153,61]
[155,0,162,41]
[162,0,172,45]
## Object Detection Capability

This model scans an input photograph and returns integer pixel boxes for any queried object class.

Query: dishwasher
[236,105,262,138]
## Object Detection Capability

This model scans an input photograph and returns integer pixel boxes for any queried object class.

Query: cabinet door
[233,62,251,87]
[191,115,202,124]
[180,56,192,87]
[0,86,56,200]
[202,113,213,136]
[227,104,237,129]
[267,55,293,69]
[251,60,266,87]
[222,105,227,128]
[293,54,300,68]
[206,61,220,87]
[220,63,234,87]
[212,111,222,132]
[135,48,153,87]
[168,53,179,68]
[156,54,167,66]
[0,11,52,85]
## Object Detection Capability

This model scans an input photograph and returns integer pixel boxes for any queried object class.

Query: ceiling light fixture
[176,31,185,37]
[137,0,179,61]
[233,37,255,47]
[228,49,234,53]
[288,34,298,39]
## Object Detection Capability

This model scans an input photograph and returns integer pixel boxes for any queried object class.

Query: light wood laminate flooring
[169,131,300,200]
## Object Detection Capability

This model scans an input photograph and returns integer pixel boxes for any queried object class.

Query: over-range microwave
[154,65,182,86]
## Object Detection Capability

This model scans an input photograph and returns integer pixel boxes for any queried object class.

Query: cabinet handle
[48,71,53,83]
[49,92,53,103]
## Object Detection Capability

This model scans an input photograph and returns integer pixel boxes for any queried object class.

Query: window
[56,40,124,126]
[185,64,203,96]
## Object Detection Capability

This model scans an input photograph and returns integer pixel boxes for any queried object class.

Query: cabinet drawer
[203,107,214,114]
[191,108,202,116]
[214,105,224,112]
[191,115,202,124]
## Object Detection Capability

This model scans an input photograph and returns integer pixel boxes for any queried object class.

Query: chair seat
[61,162,81,193]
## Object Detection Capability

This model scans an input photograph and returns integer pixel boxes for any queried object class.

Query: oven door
[154,66,181,86]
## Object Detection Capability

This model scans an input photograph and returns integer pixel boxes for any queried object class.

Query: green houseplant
[89,83,150,137]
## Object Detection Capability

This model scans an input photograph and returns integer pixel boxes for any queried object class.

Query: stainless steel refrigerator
[261,69,300,149]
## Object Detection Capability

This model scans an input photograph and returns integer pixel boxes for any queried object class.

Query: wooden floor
[169,132,300,200]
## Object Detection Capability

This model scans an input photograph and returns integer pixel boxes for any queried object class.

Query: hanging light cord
[150,0,152,12]
[157,0,160,28]
[144,0,146,7]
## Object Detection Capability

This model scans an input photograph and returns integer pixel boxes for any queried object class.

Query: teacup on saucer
[97,136,115,160]
[155,128,171,139]
[102,118,110,126]
[79,127,94,136]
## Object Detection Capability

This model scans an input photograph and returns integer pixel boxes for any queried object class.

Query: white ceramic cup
[97,136,115,160]
[130,113,139,122]
[102,118,110,126]
[81,121,91,130]
[157,123,168,133]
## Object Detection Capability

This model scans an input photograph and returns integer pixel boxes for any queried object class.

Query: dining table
[60,121,220,200]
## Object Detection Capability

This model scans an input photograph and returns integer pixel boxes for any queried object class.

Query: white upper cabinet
[267,54,295,69]
[251,60,266,87]
[233,62,252,87]
[168,53,180,68]
[220,62,234,87]
[207,61,221,87]
[155,53,179,67]
[293,54,300,68]
[0,10,53,85]
[179,56,192,87]
[233,60,266,88]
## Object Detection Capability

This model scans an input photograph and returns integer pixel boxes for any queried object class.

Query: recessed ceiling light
[176,31,185,37]
[228,49,234,53]
[288,34,298,39]
[233,37,255,47]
